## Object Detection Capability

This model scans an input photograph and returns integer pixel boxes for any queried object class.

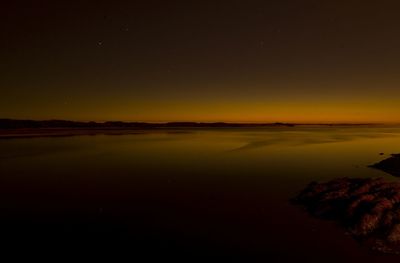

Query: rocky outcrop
[370,154,400,177]
[293,177,400,253]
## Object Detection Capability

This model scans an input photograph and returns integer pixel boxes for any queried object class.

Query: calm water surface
[1,126,400,261]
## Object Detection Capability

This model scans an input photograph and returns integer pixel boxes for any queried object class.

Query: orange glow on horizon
[4,96,399,124]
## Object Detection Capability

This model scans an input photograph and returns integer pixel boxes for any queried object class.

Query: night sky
[2,1,400,123]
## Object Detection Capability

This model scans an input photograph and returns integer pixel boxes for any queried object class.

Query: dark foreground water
[1,126,400,261]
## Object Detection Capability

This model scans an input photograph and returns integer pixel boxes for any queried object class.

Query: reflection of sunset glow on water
[2,127,400,260]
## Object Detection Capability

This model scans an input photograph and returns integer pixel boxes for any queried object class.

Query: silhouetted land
[0,118,381,129]
[0,119,295,138]
[0,119,297,129]
[0,119,381,139]
[370,154,400,177]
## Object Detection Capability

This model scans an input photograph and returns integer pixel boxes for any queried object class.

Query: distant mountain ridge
[0,119,297,129]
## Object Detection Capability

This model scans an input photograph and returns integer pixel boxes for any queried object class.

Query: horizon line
[1,118,398,126]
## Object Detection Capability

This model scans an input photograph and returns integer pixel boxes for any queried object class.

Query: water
[1,126,400,260]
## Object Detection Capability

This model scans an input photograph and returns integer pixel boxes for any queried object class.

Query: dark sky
[2,0,400,122]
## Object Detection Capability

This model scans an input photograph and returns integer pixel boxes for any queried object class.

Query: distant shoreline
[0,119,393,139]
[0,119,384,129]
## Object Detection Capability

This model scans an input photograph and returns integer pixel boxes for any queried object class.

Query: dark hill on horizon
[0,119,297,129]
[0,119,382,130]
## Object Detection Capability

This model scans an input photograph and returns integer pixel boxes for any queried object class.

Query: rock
[370,154,400,177]
[388,224,400,243]
[293,177,400,253]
